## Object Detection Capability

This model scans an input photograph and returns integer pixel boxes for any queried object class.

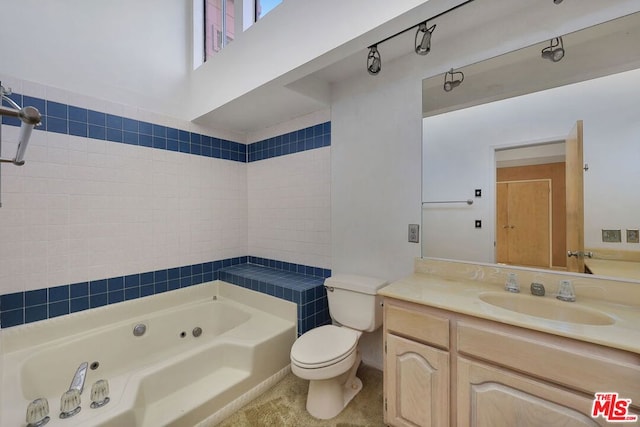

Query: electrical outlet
[408,224,419,243]
[475,220,482,228]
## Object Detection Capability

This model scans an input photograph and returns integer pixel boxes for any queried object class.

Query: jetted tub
[0,281,296,426]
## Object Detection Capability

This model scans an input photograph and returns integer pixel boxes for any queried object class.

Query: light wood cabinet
[385,333,449,427]
[457,357,601,427]
[383,298,640,427]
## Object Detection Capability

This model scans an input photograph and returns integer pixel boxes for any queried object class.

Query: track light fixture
[541,36,565,62]
[443,68,464,92]
[553,0,563,4]
[367,46,382,75]
[365,0,476,75]
[415,23,436,55]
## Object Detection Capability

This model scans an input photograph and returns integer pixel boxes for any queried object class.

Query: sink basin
[479,292,615,325]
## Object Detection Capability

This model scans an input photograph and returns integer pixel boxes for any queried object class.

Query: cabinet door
[385,334,449,427]
[457,357,608,427]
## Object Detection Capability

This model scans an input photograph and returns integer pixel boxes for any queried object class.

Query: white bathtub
[0,281,297,426]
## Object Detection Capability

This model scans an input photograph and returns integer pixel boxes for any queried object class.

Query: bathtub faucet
[70,362,89,394]
[59,362,88,419]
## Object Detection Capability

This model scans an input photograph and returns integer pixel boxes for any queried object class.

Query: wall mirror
[421,11,640,282]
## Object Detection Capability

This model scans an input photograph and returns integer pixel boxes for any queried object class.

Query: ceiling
[192,1,640,136]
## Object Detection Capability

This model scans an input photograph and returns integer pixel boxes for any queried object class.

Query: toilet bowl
[290,324,363,419]
[289,274,388,420]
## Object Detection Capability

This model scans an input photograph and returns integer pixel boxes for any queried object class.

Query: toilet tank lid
[324,274,388,295]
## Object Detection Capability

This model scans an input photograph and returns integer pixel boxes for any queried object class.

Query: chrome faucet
[504,272,520,293]
[69,362,88,394]
[556,279,576,302]
[59,362,88,419]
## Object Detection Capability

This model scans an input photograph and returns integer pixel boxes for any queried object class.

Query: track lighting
[541,36,565,62]
[365,0,476,75]
[443,68,464,92]
[367,46,382,75]
[415,23,436,55]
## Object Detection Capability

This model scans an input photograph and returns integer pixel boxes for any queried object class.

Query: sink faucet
[556,279,576,302]
[69,362,88,394]
[504,272,520,293]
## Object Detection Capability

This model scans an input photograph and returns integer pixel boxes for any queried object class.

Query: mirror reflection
[421,12,640,281]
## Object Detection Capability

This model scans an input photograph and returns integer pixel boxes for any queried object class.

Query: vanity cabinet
[384,302,450,427]
[383,298,640,427]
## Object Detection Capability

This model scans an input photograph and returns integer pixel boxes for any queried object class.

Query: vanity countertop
[586,258,640,281]
[379,272,640,354]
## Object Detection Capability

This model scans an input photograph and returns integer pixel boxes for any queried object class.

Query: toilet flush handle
[325,286,334,292]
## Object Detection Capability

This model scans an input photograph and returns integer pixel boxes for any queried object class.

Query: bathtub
[0,281,297,426]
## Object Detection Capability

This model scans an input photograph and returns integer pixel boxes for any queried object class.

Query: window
[255,0,282,21]
[205,0,235,61]
[197,0,282,65]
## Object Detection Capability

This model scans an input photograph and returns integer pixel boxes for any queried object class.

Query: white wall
[331,0,640,282]
[188,0,436,119]
[330,1,640,368]
[423,68,640,261]
[0,1,192,121]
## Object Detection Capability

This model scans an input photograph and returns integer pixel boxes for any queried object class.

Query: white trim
[193,0,205,69]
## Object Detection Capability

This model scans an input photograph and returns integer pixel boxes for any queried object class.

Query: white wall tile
[248,147,331,269]
[0,133,249,293]
[1,75,331,297]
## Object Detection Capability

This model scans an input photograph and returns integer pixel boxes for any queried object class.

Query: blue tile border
[218,263,331,336]
[2,92,331,163]
[0,256,331,330]
[1,92,247,163]
[248,121,331,162]
[0,256,248,328]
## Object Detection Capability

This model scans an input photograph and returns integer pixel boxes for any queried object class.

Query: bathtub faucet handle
[26,397,50,427]
[90,379,110,409]
[59,389,81,419]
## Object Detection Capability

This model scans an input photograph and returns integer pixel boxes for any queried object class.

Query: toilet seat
[291,325,360,369]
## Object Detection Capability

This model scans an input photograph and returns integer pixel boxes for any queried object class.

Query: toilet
[290,274,387,419]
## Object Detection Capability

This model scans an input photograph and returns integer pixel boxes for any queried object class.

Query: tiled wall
[2,93,247,162]
[0,76,333,329]
[248,140,331,269]
[0,78,248,299]
[0,257,248,328]
[247,122,330,162]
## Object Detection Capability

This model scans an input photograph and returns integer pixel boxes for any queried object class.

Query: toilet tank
[325,274,388,332]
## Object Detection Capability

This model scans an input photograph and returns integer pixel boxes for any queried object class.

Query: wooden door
[385,334,450,427]
[496,180,551,268]
[565,120,585,272]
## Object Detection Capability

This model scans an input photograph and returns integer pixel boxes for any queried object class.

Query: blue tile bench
[218,263,331,336]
